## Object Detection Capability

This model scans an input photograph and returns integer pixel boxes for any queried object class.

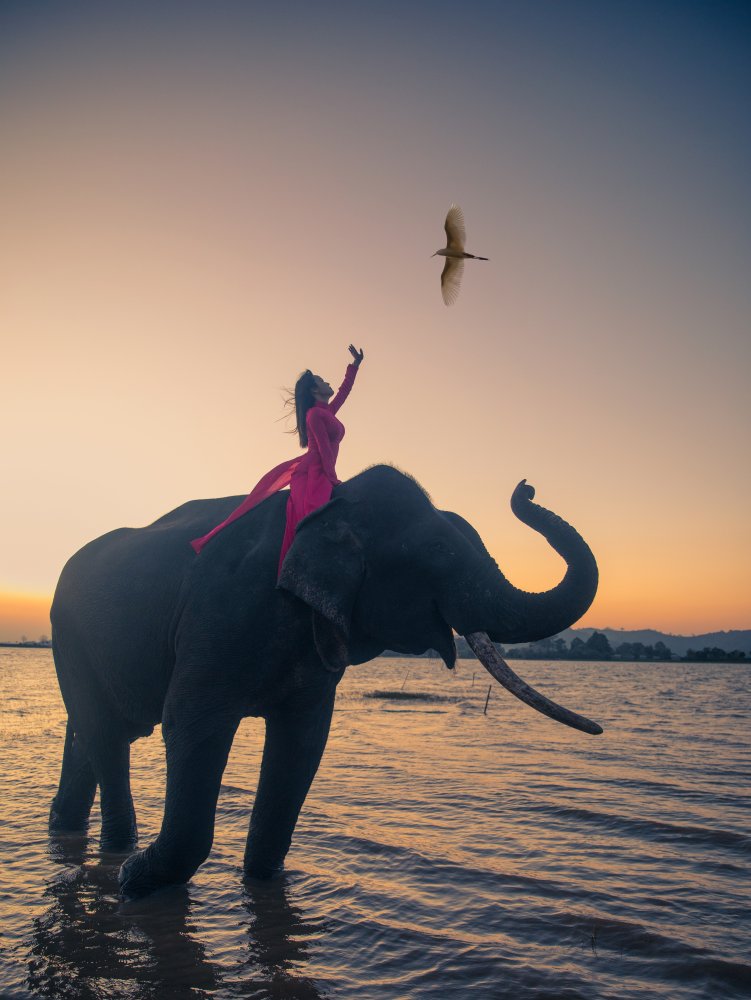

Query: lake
[1,648,749,999]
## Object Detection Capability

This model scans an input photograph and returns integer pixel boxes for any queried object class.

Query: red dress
[190,364,358,572]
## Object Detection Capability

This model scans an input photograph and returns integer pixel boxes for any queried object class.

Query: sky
[1,0,749,641]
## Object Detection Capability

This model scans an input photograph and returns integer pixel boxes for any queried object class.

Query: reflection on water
[28,845,325,999]
[240,878,330,999]
[28,853,220,999]
[1,649,750,999]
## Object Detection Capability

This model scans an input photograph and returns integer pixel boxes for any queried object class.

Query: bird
[433,203,488,305]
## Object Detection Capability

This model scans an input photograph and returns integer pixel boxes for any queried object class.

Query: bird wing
[441,257,464,306]
[444,203,466,252]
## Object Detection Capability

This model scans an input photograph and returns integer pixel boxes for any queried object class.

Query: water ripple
[1,651,749,999]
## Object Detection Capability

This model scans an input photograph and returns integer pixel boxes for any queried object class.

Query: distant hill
[549,627,751,657]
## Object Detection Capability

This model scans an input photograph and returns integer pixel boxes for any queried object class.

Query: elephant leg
[119,707,239,898]
[49,721,98,832]
[244,690,335,879]
[89,734,138,852]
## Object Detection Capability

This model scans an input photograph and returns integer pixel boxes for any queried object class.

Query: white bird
[433,203,488,305]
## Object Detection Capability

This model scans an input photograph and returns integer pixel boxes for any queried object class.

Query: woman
[190,344,364,573]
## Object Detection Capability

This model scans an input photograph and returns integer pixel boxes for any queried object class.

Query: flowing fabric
[189,457,302,555]
[190,363,358,572]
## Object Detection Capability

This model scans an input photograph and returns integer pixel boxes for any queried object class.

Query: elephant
[49,465,601,898]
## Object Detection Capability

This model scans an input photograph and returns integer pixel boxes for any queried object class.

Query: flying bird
[433,203,488,305]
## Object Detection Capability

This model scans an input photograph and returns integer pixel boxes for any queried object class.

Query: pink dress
[190,364,358,572]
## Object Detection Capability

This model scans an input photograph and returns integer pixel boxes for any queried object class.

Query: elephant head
[279,466,602,735]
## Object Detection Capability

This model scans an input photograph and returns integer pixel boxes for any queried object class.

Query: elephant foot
[119,843,200,898]
[48,830,88,866]
[243,855,286,881]
[49,798,91,834]
[119,848,169,898]
[99,824,138,854]
[100,816,138,854]
[101,830,138,853]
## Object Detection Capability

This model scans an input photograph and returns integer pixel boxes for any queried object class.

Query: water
[1,648,749,999]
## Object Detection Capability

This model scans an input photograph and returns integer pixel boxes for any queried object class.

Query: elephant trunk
[438,481,602,733]
[465,632,603,735]
[460,480,599,645]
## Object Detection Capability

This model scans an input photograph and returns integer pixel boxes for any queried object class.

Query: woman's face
[312,375,333,399]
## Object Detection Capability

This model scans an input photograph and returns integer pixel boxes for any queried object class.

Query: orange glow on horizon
[1,579,745,646]
[0,592,53,642]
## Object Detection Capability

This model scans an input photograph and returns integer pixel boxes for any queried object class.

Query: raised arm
[329,365,357,415]
[307,408,339,484]
[330,344,364,415]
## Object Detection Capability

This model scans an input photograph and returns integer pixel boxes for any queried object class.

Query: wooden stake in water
[401,670,410,691]
[472,672,476,688]
[483,685,491,715]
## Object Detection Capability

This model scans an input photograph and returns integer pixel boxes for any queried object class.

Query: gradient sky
[2,1,749,640]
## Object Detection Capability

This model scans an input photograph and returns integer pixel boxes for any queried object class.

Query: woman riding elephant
[191,345,364,573]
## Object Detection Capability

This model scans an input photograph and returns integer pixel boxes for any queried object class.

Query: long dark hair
[288,369,317,447]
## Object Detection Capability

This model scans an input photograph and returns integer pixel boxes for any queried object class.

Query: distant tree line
[498,632,646,660]
[384,633,747,662]
[682,647,746,662]
[497,634,746,662]
[0,635,52,648]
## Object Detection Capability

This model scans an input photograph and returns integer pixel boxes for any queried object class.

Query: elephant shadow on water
[27,833,328,999]
[48,465,602,900]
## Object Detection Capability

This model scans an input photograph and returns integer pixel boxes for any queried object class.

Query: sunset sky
[2,1,749,641]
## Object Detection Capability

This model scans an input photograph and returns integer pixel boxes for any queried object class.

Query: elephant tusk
[464,632,603,735]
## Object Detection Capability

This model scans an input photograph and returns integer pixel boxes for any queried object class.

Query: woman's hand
[348,344,364,367]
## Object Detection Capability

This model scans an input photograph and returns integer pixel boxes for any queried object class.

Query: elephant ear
[278,499,364,672]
